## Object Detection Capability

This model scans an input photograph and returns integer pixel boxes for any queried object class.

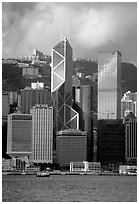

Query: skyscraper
[124,112,137,165]
[7,113,32,158]
[51,37,78,131]
[31,104,53,164]
[98,51,121,119]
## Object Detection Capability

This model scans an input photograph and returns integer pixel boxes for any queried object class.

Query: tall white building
[98,51,121,119]
[31,104,53,163]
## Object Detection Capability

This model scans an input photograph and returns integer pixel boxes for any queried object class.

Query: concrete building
[7,113,32,158]
[51,37,79,131]
[97,119,124,165]
[121,91,137,119]
[22,67,39,78]
[56,130,87,166]
[70,161,101,172]
[31,104,53,164]
[31,82,44,89]
[124,112,137,165]
[119,165,137,175]
[8,91,18,105]
[21,87,51,114]
[2,158,15,171]
[98,51,121,119]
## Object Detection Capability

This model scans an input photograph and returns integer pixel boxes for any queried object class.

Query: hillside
[73,59,137,94]
[2,59,137,94]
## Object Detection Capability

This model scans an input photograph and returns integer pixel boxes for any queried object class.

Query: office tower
[98,51,121,119]
[51,37,79,131]
[31,104,53,163]
[21,87,51,114]
[97,119,124,165]
[7,113,32,158]
[121,91,137,119]
[56,129,87,166]
[72,78,97,161]
[124,112,137,165]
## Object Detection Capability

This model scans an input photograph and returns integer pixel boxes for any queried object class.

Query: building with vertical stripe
[7,113,32,158]
[21,87,51,114]
[124,112,137,165]
[98,51,121,119]
[31,104,53,163]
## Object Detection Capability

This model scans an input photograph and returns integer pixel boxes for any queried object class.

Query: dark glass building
[97,119,124,165]
[124,112,137,165]
[56,130,87,166]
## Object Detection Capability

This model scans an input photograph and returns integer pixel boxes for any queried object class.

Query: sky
[2,2,137,65]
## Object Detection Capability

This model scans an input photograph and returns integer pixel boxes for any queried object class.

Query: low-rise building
[22,67,39,78]
[119,165,137,175]
[70,161,101,172]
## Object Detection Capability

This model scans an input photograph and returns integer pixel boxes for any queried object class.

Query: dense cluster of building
[2,37,137,172]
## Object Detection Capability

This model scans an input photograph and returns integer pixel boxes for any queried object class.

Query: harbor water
[2,174,137,202]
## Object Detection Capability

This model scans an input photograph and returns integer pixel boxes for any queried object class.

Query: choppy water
[2,175,137,202]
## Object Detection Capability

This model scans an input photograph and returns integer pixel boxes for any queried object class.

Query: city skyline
[2,2,137,65]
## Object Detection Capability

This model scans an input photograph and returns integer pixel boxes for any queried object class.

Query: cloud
[2,2,137,61]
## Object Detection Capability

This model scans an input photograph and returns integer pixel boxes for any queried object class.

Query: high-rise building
[31,104,53,164]
[97,119,124,165]
[51,37,79,131]
[56,129,87,166]
[21,87,51,114]
[121,91,137,119]
[7,113,32,158]
[98,51,121,119]
[124,112,137,165]
[72,77,97,161]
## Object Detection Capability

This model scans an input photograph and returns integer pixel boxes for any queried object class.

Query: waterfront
[2,175,137,202]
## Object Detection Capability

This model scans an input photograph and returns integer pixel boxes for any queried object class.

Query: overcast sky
[2,2,137,65]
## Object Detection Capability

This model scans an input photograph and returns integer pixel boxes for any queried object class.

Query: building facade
[2,92,10,120]
[21,87,51,114]
[121,91,137,119]
[22,67,39,78]
[70,161,101,172]
[124,113,137,165]
[31,104,53,163]
[7,113,32,158]
[98,51,121,119]
[56,130,87,166]
[51,37,79,131]
[97,119,124,165]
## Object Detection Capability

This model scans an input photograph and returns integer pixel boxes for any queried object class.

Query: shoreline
[2,171,137,176]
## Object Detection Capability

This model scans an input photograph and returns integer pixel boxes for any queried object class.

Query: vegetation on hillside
[2,59,137,94]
